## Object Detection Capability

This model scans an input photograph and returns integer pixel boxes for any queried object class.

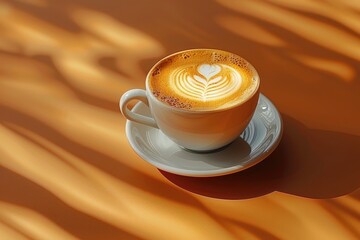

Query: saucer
[125,94,283,177]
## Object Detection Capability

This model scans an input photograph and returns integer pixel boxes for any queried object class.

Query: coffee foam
[149,50,259,110]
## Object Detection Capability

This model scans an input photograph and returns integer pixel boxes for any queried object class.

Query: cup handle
[120,89,158,128]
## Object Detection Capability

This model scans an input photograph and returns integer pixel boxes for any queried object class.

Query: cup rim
[145,48,260,114]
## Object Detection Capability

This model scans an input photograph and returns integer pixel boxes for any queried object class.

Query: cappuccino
[149,49,259,110]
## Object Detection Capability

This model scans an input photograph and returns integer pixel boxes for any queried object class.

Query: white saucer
[125,94,283,177]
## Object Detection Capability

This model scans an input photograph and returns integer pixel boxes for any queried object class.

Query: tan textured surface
[0,0,359,239]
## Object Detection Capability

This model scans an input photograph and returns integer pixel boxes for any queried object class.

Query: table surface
[0,0,359,239]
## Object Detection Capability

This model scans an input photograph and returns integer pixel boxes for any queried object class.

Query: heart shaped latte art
[198,64,221,79]
[170,64,242,101]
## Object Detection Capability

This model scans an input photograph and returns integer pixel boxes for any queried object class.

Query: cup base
[179,141,235,154]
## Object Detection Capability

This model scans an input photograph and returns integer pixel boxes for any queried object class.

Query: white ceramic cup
[120,49,260,152]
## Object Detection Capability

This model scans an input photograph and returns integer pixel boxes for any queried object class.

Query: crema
[149,49,259,110]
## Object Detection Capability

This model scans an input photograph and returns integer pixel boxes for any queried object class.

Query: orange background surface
[0,0,359,239]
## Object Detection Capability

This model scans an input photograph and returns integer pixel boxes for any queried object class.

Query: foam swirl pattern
[169,64,242,101]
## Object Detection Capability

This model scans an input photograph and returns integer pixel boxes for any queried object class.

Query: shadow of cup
[161,114,360,199]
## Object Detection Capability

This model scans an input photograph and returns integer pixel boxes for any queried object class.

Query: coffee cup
[120,49,260,151]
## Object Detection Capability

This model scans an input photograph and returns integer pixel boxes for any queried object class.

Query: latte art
[171,64,242,102]
[149,49,259,110]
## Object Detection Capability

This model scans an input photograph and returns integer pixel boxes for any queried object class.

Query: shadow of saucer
[161,115,360,199]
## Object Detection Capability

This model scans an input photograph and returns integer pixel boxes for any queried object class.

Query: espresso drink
[149,49,259,110]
